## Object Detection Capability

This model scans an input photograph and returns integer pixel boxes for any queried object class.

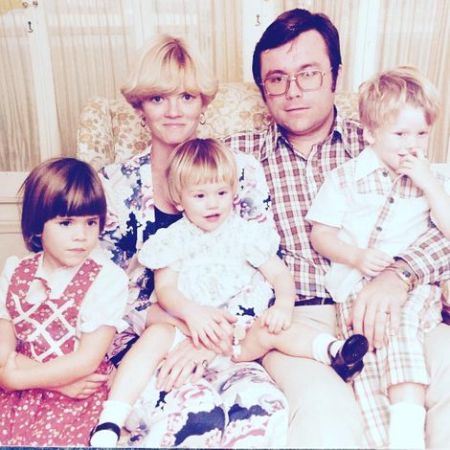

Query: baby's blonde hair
[168,138,237,206]
[121,34,218,110]
[358,66,439,131]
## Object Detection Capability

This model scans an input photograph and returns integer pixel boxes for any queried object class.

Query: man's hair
[121,34,218,110]
[358,66,440,131]
[168,138,237,206]
[20,157,107,252]
[252,8,342,98]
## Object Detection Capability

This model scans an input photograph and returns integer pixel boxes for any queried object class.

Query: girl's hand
[260,304,292,334]
[156,338,216,392]
[397,150,433,190]
[51,373,109,399]
[183,304,236,350]
[354,248,393,277]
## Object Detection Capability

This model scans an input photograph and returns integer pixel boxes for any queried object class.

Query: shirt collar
[259,107,360,161]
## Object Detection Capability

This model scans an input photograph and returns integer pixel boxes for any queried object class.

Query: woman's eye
[149,95,164,103]
[181,93,195,101]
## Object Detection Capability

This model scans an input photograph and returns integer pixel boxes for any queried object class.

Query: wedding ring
[201,359,208,369]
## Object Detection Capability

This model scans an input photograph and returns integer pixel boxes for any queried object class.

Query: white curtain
[0,0,448,170]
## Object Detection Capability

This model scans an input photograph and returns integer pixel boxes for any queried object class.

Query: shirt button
[388,197,394,203]
[382,170,389,177]
[376,226,382,232]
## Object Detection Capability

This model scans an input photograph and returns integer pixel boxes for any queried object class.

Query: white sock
[90,400,132,447]
[312,333,342,364]
[389,402,426,449]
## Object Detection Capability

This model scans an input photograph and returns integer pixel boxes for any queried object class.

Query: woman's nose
[166,98,181,117]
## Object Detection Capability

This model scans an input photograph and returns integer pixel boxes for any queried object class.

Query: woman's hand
[51,372,109,399]
[156,338,218,392]
[1,351,21,390]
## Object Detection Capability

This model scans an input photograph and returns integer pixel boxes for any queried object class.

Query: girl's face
[41,215,100,273]
[141,89,205,149]
[178,180,234,232]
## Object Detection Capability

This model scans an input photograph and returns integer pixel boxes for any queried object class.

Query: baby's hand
[260,304,292,334]
[184,304,236,350]
[354,248,393,277]
[397,150,433,190]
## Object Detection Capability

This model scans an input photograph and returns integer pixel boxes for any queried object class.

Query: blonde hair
[358,66,439,131]
[121,34,218,110]
[168,138,237,206]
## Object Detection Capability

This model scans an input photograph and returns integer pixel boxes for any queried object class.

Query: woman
[98,34,288,447]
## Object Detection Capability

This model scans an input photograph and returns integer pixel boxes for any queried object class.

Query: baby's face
[369,105,431,175]
[179,180,234,232]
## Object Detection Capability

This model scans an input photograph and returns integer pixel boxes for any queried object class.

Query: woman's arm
[1,325,115,390]
[0,318,16,369]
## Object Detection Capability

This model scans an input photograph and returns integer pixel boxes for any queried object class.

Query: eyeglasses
[262,68,333,96]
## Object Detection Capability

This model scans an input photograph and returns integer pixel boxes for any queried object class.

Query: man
[225,8,450,448]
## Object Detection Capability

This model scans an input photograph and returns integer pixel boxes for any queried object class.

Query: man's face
[260,30,337,149]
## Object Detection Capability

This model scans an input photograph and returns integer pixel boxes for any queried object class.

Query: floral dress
[99,147,288,447]
[0,252,127,446]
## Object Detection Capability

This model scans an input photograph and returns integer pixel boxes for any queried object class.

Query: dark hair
[252,8,342,98]
[20,157,107,252]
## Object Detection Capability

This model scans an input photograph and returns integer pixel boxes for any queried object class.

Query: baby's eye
[218,190,228,196]
[194,193,205,199]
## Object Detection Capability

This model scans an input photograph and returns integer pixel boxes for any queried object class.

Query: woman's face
[140,89,205,148]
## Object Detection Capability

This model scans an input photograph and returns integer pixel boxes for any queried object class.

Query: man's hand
[51,373,109,399]
[351,269,408,349]
[260,304,292,334]
[156,338,217,392]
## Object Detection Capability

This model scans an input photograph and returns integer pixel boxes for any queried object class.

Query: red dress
[0,253,111,446]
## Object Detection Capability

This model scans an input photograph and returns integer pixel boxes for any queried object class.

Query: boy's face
[367,104,431,175]
[178,180,234,232]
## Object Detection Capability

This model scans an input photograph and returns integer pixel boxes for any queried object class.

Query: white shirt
[0,247,129,334]
[306,147,450,303]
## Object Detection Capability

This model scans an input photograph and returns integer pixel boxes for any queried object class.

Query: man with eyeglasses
[225,8,450,449]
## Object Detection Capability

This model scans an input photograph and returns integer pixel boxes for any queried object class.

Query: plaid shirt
[224,109,450,301]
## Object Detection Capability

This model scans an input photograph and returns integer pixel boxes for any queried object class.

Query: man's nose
[286,75,303,98]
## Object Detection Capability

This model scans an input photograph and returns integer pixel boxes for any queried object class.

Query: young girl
[90,138,368,447]
[0,157,128,446]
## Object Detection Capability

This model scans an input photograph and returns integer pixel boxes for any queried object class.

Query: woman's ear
[175,203,184,212]
[363,128,375,145]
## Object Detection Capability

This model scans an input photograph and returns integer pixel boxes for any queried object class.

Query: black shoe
[89,421,121,446]
[328,334,369,382]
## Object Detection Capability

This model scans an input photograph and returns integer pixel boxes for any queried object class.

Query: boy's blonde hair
[121,34,218,110]
[168,138,237,206]
[358,66,439,131]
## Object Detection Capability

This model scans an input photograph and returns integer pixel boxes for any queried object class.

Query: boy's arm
[1,325,115,390]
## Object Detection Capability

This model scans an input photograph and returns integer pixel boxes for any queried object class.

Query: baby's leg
[90,322,175,447]
[236,316,366,370]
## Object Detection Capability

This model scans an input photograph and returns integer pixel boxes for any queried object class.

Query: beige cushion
[77,82,358,168]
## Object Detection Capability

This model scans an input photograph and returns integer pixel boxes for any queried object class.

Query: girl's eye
[418,131,429,137]
[394,132,405,137]
[87,218,99,226]
[59,220,71,227]
[218,190,228,196]
[194,193,204,199]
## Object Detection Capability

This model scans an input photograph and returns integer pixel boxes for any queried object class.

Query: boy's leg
[90,323,175,446]
[262,305,365,448]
